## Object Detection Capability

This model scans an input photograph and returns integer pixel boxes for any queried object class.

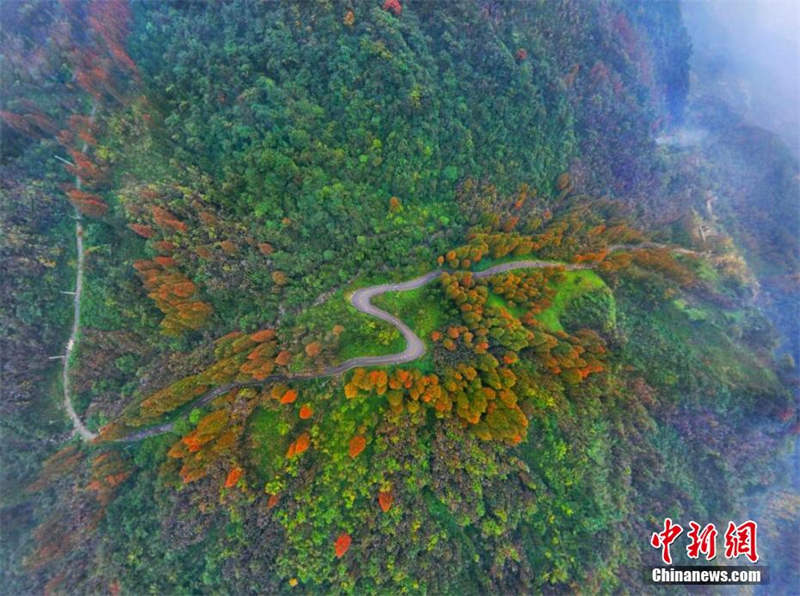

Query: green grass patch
[246,406,291,482]
[291,286,404,361]
[536,270,607,332]
[372,284,450,365]
[486,292,527,319]
[340,305,405,361]
[672,298,708,322]
[373,285,447,340]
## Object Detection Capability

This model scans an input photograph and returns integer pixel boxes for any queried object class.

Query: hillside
[1,1,796,593]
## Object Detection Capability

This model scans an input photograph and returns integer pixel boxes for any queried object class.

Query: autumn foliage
[304,341,322,358]
[378,490,394,512]
[26,445,83,493]
[87,0,138,76]
[447,179,645,268]
[224,466,243,488]
[128,330,299,426]
[382,0,402,17]
[164,388,264,484]
[0,109,56,138]
[334,533,352,557]
[128,223,155,238]
[86,450,132,506]
[26,446,133,572]
[280,389,298,404]
[50,0,141,219]
[151,206,188,233]
[398,184,697,445]
[286,432,311,458]
[3,0,140,222]
[348,435,367,458]
[489,269,562,313]
[274,350,292,366]
[133,258,213,335]
[57,123,110,216]
[343,217,618,444]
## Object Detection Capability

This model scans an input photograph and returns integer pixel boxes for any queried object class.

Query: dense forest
[1,0,798,593]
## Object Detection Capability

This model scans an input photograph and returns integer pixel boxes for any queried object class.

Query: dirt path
[62,218,96,441]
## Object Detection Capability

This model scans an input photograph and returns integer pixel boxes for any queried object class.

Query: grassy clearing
[373,281,450,372]
[292,286,404,361]
[328,281,452,373]
[535,270,606,332]
[486,292,527,319]
[672,298,708,322]
[340,299,405,360]
[373,285,447,339]
[484,269,610,333]
[246,405,290,481]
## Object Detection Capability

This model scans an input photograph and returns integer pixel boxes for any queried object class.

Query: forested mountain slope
[1,1,796,593]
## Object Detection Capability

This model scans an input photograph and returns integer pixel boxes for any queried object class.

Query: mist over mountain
[682,0,800,156]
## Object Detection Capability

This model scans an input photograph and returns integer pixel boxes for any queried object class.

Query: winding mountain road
[336,261,587,371]
[77,244,694,442]
[344,270,442,368]
[117,260,596,441]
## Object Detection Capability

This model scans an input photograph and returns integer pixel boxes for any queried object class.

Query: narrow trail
[61,106,98,441]
[62,219,96,441]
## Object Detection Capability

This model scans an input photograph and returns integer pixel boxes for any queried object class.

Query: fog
[681,6,800,588]
[681,0,800,155]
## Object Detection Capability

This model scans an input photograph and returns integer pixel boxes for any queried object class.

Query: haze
[682,0,800,155]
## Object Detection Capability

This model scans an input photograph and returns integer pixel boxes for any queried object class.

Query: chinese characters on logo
[687,521,717,560]
[650,519,758,564]
[723,521,758,563]
[650,517,683,564]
